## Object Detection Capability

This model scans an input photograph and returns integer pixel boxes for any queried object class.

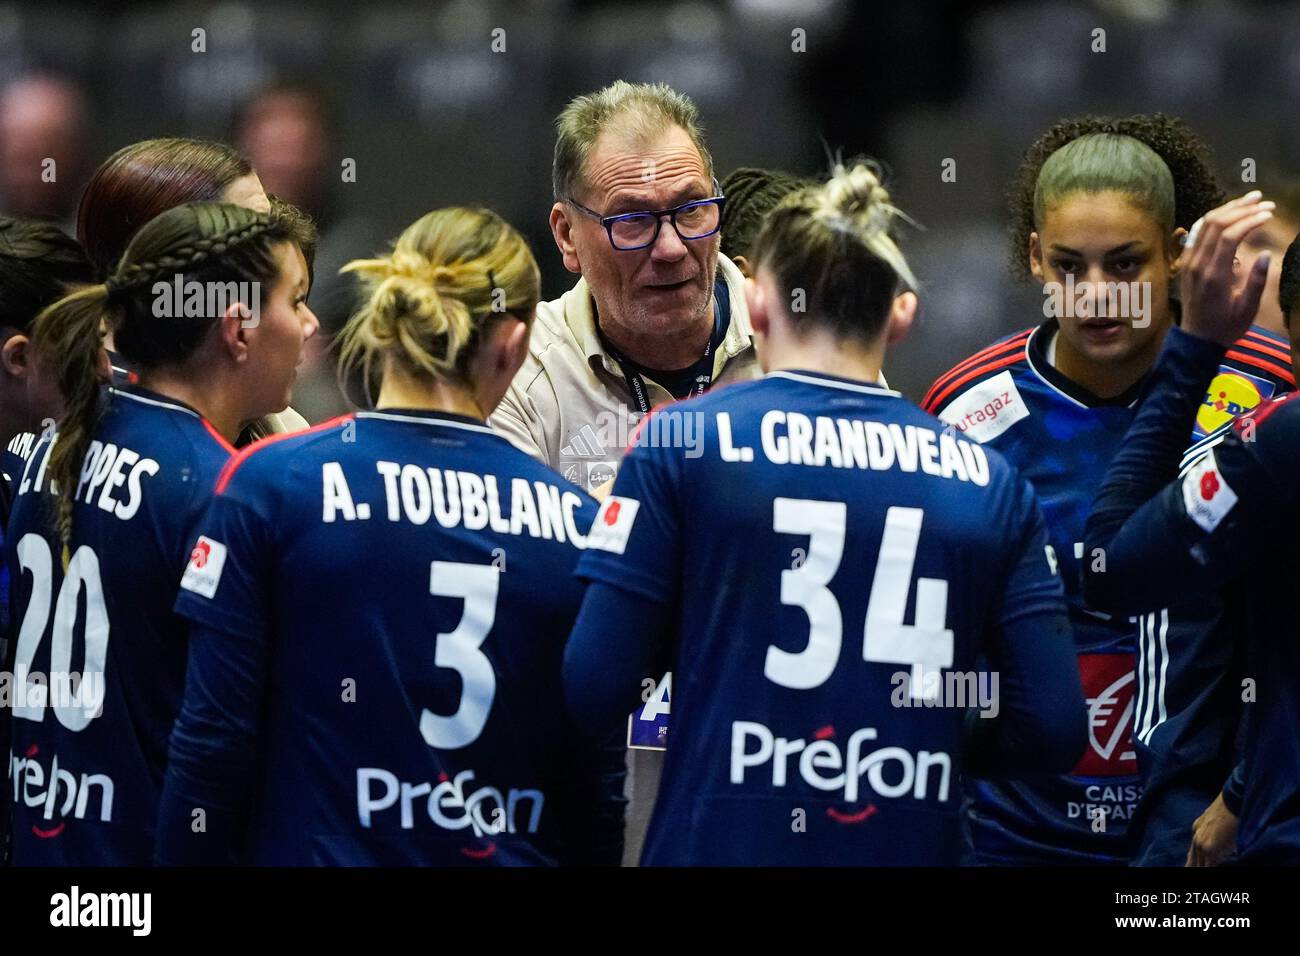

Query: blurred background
[0,0,1296,416]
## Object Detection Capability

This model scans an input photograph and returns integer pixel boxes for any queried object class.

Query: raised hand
[1180,191,1276,346]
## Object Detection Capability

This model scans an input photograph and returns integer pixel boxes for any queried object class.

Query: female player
[6,201,318,865]
[0,218,94,863]
[0,218,94,504]
[77,136,309,441]
[155,206,625,866]
[564,163,1086,866]
[921,115,1291,866]
[719,166,815,278]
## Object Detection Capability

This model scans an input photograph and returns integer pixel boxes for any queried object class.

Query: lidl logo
[1195,367,1275,438]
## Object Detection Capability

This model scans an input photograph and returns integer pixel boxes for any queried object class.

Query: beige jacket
[491,255,760,490]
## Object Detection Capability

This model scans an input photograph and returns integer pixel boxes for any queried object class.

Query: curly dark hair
[1006,113,1224,281]
[1280,235,1300,328]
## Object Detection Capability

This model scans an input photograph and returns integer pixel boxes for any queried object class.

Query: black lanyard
[604,300,727,415]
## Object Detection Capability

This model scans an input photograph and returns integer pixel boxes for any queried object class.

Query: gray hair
[552,80,713,201]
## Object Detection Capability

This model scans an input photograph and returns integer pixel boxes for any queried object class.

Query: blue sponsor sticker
[627,672,671,751]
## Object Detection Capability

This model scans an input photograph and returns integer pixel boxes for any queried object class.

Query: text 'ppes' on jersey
[6,385,233,866]
[922,318,1293,865]
[570,370,1084,866]
[157,409,625,866]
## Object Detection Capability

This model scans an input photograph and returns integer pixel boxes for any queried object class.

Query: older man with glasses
[489,80,759,866]
[491,80,759,492]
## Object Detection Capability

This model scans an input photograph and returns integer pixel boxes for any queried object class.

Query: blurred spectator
[0,74,88,230]
[1237,179,1300,337]
[234,83,385,421]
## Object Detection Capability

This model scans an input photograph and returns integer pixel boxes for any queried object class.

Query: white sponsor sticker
[1181,448,1238,533]
[586,496,640,555]
[937,369,1029,443]
[180,535,228,598]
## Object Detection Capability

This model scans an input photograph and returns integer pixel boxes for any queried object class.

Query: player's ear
[732,254,752,279]
[217,303,252,363]
[744,274,769,338]
[498,312,530,379]
[1028,231,1046,282]
[1168,226,1189,277]
[885,291,917,345]
[549,202,582,276]
[1,331,32,379]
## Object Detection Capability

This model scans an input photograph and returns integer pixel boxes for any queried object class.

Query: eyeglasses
[566,185,727,251]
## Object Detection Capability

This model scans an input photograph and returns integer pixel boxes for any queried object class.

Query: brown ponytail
[30,283,114,544]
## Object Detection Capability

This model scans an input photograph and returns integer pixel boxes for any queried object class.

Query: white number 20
[766,500,954,697]
[419,561,500,750]
[12,533,110,730]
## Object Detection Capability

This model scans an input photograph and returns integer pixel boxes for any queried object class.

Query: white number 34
[766,500,953,697]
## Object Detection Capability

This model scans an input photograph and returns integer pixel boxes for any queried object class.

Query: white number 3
[420,561,499,750]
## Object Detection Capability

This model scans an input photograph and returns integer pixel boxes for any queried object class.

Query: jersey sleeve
[158,459,280,864]
[575,422,683,604]
[963,470,1086,775]
[172,463,276,638]
[995,473,1068,627]
[564,580,673,735]
[1222,759,1246,816]
[1085,328,1298,614]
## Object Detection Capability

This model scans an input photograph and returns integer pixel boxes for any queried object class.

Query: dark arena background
[0,0,1293,941]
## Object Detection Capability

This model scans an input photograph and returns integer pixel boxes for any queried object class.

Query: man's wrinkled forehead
[579,123,711,210]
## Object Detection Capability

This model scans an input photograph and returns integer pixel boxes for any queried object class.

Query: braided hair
[719,166,816,263]
[32,200,302,544]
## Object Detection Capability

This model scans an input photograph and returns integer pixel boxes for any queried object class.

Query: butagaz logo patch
[1181,449,1238,533]
[586,496,640,554]
[937,370,1028,443]
[180,536,228,598]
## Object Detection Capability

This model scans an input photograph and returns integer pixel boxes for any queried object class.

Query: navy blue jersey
[6,385,232,865]
[575,370,1077,866]
[1086,327,1300,863]
[2,431,39,499]
[159,409,624,866]
[923,320,1292,864]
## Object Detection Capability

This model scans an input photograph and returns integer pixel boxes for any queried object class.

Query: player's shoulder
[214,413,356,497]
[922,327,1044,444]
[106,387,231,472]
[1232,391,1300,444]
[921,325,1036,417]
[685,370,781,410]
[1220,325,1296,393]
